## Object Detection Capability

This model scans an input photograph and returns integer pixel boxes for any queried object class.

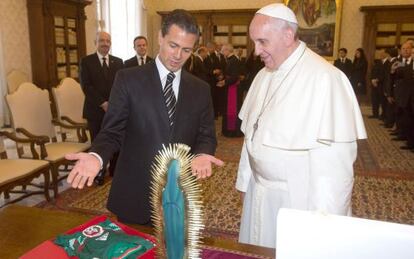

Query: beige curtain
[99,0,147,61]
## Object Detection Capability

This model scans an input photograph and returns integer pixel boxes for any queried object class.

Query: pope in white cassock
[235,3,367,249]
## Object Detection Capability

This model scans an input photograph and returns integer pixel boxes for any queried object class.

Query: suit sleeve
[89,70,130,167]
[80,58,106,107]
[192,84,217,155]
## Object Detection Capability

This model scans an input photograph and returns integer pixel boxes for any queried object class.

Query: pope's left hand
[191,154,224,179]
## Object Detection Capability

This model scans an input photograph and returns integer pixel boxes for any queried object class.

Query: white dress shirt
[155,55,181,100]
[97,52,109,66]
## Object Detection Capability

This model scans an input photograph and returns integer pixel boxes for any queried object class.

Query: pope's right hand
[66,152,101,189]
[239,191,245,202]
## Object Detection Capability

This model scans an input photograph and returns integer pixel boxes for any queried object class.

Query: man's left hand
[191,154,224,179]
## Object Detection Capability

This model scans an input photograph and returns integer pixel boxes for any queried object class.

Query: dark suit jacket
[370,59,387,93]
[244,53,264,91]
[204,52,221,84]
[333,58,352,78]
[124,55,153,68]
[394,59,414,108]
[80,53,123,122]
[90,62,217,224]
[350,58,368,94]
[385,58,398,97]
[192,56,208,82]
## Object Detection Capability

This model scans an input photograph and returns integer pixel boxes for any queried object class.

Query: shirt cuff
[89,152,103,170]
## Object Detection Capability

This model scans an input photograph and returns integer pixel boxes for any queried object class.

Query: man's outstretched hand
[191,154,224,179]
[66,152,101,189]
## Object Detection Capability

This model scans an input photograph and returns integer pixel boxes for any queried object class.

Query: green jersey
[54,219,153,259]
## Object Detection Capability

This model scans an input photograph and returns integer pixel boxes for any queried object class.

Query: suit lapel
[108,55,116,75]
[149,63,171,132]
[172,71,190,138]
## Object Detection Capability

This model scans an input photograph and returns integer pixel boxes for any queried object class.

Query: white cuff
[89,152,103,170]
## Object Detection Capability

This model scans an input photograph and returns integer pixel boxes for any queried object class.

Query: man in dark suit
[66,9,223,225]
[79,31,123,185]
[370,49,388,119]
[334,48,352,79]
[192,46,209,82]
[124,36,153,68]
[391,40,414,150]
[205,42,224,118]
[384,47,399,128]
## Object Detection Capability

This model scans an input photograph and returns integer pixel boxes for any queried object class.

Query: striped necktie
[163,72,176,127]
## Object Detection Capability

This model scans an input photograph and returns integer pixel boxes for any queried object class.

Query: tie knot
[167,72,175,82]
[102,57,106,62]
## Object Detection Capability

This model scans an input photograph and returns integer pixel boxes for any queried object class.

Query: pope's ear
[283,28,296,45]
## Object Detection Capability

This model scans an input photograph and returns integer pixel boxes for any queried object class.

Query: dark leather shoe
[392,137,406,141]
[94,176,104,186]
[400,145,414,150]
[94,171,105,186]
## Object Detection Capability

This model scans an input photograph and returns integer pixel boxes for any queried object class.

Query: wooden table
[0,205,275,258]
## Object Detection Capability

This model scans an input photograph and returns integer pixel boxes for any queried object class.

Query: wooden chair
[6,70,29,94]
[5,83,90,198]
[0,131,50,208]
[52,77,88,142]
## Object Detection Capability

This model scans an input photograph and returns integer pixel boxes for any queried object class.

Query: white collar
[277,41,306,72]
[97,51,108,61]
[155,55,182,83]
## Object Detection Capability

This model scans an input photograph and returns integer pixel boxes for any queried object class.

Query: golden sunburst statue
[149,143,204,259]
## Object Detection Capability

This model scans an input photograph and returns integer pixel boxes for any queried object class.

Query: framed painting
[284,0,343,60]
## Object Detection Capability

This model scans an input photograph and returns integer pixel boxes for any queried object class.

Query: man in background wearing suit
[192,46,209,82]
[66,9,223,225]
[124,36,153,68]
[79,31,123,185]
[370,49,389,119]
[334,47,353,79]
[205,42,223,118]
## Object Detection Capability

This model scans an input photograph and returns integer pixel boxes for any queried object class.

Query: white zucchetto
[256,3,298,24]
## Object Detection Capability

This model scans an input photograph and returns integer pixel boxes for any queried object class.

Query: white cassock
[236,41,367,248]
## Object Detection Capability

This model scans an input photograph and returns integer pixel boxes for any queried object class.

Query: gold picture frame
[284,0,343,60]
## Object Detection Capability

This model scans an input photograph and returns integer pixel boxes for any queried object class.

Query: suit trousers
[371,87,381,117]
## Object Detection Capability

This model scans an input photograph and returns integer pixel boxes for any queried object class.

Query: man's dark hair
[133,36,147,46]
[339,48,348,53]
[161,9,199,38]
[385,47,398,58]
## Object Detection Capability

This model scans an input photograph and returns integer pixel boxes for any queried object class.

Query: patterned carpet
[38,105,414,239]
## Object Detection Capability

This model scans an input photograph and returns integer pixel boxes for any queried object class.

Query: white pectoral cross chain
[249,46,306,143]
